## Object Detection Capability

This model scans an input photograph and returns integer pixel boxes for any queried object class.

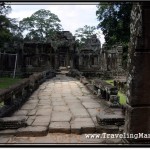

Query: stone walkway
[0,75,102,136]
[0,133,121,144]
[0,74,123,144]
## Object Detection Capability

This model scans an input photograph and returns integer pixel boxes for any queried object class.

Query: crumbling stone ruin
[0,31,76,77]
[23,31,76,73]
[75,34,101,71]
[0,30,125,79]
[1,2,150,144]
[100,44,124,76]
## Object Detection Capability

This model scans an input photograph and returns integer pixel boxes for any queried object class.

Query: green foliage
[0,3,23,51]
[0,4,13,48]
[75,25,96,46]
[118,91,126,105]
[105,79,126,105]
[0,3,11,15]
[96,2,132,47]
[19,9,63,42]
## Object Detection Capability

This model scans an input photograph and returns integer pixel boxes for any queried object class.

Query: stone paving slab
[16,126,48,136]
[0,136,11,143]
[21,103,37,110]
[0,133,122,144]
[69,108,90,118]
[87,108,101,117]
[36,108,52,116]
[82,102,101,109]
[26,117,35,126]
[51,111,72,122]
[52,101,66,106]
[10,110,29,116]
[32,116,50,126]
[0,129,17,135]
[53,106,69,112]
[70,122,95,134]
[28,109,37,116]
[49,122,70,133]
[70,117,96,134]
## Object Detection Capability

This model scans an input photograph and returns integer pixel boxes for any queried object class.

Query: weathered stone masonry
[124,2,150,143]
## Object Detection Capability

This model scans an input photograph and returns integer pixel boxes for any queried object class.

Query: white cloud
[8,4,105,44]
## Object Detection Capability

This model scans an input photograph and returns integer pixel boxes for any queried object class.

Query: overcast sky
[8,3,105,44]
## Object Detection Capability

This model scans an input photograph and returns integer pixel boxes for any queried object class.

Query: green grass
[105,79,126,105]
[105,80,114,86]
[0,77,21,89]
[118,91,126,105]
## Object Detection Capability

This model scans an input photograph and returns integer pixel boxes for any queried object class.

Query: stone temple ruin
[76,34,101,71]
[0,29,127,141]
[100,44,124,75]
[23,31,76,74]
[0,2,150,144]
[0,30,125,78]
[0,31,76,77]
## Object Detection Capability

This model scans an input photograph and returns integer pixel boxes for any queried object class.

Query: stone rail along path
[0,70,55,118]
[0,74,105,136]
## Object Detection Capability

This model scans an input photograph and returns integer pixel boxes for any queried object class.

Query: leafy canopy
[96,2,132,47]
[0,3,23,50]
[19,9,63,41]
[75,25,97,47]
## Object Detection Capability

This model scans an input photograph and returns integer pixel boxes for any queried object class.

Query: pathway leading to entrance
[0,74,122,144]
[1,74,102,136]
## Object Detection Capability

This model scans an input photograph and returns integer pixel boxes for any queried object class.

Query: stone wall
[124,2,150,143]
[100,44,124,76]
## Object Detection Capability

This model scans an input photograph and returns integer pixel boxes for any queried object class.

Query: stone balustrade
[93,79,118,99]
[0,70,56,118]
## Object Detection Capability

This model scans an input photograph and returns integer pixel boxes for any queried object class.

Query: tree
[0,3,23,51]
[96,2,132,47]
[75,25,96,45]
[0,4,13,49]
[19,9,63,41]
[0,3,11,15]
[96,2,133,68]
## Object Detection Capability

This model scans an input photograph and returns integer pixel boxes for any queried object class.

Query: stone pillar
[55,55,59,69]
[66,49,70,67]
[88,54,91,68]
[116,46,123,72]
[124,2,150,143]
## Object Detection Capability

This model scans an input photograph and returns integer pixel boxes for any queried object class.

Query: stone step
[0,116,27,130]
[96,113,125,126]
[96,112,125,134]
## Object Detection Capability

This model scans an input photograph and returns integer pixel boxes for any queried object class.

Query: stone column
[55,55,59,69]
[66,49,70,67]
[88,54,91,68]
[124,2,150,143]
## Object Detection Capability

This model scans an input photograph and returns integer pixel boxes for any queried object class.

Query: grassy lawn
[105,79,126,105]
[0,77,21,89]
[105,79,114,86]
[118,91,126,105]
[0,77,21,108]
